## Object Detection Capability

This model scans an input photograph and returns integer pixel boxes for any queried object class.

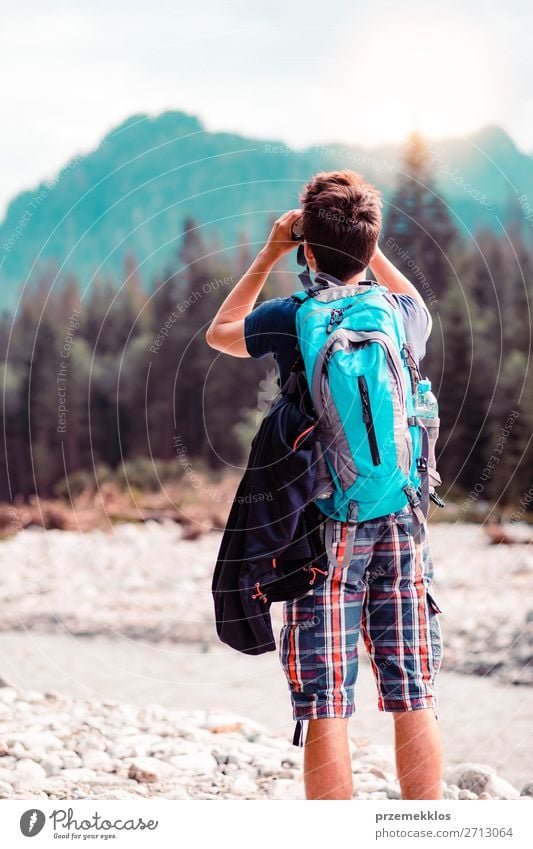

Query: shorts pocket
[426,590,443,674]
[279,596,319,695]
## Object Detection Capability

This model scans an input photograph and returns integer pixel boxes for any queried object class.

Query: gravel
[0,685,528,801]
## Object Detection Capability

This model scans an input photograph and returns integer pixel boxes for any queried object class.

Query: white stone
[57,768,99,782]
[109,734,163,757]
[41,755,63,777]
[60,752,83,769]
[267,778,305,800]
[230,775,258,797]
[0,764,16,782]
[26,690,46,702]
[8,731,63,751]
[485,775,520,800]
[385,783,402,799]
[6,741,26,758]
[13,758,46,784]
[255,757,284,777]
[443,784,459,800]
[168,752,217,774]
[0,688,18,705]
[81,749,112,771]
[355,778,386,793]
[127,757,177,783]
[162,787,191,800]
[226,747,253,765]
[444,762,495,794]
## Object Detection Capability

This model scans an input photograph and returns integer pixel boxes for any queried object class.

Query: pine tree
[383,132,458,305]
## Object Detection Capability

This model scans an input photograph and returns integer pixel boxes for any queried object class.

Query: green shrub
[53,469,94,499]
[116,457,167,491]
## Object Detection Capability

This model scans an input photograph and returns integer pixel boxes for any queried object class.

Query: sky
[1,0,532,219]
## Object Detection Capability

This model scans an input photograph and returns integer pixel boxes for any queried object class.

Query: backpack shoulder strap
[279,293,309,394]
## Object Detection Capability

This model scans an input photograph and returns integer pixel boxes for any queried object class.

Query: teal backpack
[291,272,439,568]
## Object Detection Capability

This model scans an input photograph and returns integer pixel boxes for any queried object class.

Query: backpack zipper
[298,297,364,334]
[357,375,381,466]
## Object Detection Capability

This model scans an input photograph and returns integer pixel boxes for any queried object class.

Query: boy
[206,170,443,800]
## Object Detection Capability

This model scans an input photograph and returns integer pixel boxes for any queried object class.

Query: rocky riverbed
[0,684,529,801]
[0,521,531,685]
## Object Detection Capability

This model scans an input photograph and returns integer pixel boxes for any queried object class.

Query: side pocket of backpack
[420,416,442,487]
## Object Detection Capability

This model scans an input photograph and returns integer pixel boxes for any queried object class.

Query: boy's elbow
[423,303,433,336]
[205,325,218,350]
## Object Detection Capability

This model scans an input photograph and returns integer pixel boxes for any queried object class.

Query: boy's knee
[306,717,350,737]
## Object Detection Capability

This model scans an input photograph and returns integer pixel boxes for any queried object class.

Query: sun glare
[331,9,504,145]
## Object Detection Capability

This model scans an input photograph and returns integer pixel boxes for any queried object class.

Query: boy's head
[299,170,382,282]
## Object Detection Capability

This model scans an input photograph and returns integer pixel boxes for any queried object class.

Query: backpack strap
[403,487,426,543]
[404,423,430,543]
[417,423,430,518]
[292,719,306,747]
[401,341,422,396]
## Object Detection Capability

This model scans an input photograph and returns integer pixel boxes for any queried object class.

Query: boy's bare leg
[304,718,353,800]
[393,708,443,799]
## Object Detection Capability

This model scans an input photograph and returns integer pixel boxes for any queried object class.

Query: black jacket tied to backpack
[211,369,330,655]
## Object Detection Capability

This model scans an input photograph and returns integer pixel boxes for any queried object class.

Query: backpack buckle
[417,456,428,473]
[347,500,359,524]
[404,485,421,509]
[305,282,330,298]
[429,490,446,508]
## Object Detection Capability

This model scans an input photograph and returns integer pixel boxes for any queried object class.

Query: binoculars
[290,217,304,241]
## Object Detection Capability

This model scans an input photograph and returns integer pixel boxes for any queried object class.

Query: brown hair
[300,170,382,281]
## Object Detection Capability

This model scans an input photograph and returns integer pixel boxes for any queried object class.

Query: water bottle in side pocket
[415,379,444,506]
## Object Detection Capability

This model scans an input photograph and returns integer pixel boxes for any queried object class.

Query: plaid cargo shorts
[279,505,443,719]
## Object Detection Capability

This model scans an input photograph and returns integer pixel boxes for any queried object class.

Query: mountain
[1,111,531,312]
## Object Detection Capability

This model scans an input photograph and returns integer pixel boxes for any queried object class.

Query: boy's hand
[262,209,302,263]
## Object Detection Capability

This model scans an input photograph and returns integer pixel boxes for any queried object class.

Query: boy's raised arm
[205,209,301,356]
[370,246,432,332]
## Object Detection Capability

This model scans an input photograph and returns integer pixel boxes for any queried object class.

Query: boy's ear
[304,242,317,270]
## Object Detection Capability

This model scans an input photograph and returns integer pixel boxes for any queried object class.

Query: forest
[1,135,531,515]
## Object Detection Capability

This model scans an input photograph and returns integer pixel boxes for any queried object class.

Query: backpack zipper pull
[251,582,268,604]
[326,307,346,334]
